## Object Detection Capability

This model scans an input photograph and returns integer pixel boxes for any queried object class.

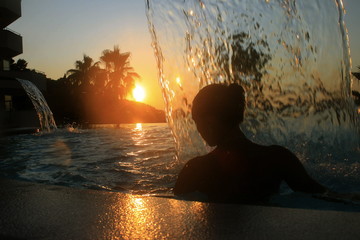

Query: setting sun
[133,84,146,102]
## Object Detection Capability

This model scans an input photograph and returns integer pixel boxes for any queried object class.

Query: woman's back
[174,142,288,203]
[174,84,326,203]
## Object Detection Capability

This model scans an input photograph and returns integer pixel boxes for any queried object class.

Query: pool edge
[0,177,359,239]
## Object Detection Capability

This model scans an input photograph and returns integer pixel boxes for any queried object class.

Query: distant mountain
[87,99,166,124]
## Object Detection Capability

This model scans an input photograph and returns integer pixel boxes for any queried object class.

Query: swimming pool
[1,123,360,211]
[1,123,177,195]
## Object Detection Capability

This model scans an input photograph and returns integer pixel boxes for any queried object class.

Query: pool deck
[0,178,360,240]
[1,127,39,136]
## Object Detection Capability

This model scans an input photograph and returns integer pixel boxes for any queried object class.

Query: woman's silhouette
[174,84,327,203]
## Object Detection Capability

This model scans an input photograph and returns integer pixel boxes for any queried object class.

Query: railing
[3,27,22,36]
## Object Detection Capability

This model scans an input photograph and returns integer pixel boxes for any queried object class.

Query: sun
[132,84,146,102]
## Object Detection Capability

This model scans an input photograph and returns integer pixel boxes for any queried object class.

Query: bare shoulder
[265,145,302,170]
[176,154,213,180]
[267,144,294,156]
[248,143,302,176]
[174,154,214,195]
[249,143,296,164]
[182,155,210,170]
[260,145,299,164]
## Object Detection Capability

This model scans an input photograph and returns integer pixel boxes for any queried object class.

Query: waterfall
[146,0,359,162]
[17,78,57,132]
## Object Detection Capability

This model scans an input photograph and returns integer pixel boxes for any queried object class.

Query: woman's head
[192,84,246,146]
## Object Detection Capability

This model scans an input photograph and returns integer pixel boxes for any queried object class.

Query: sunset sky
[8,0,360,110]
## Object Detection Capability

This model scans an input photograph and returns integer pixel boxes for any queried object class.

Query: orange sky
[9,0,360,110]
[10,0,164,109]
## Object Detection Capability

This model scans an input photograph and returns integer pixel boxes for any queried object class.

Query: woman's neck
[216,126,249,150]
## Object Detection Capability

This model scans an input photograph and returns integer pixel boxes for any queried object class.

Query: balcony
[0,29,23,58]
[0,0,21,28]
[0,71,47,91]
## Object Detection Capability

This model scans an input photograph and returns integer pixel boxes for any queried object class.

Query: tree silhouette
[352,65,360,81]
[100,45,140,100]
[10,59,29,71]
[216,32,271,83]
[44,46,165,125]
[66,55,101,90]
[351,65,360,105]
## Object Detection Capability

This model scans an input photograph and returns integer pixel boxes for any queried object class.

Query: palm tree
[352,66,360,81]
[66,55,101,89]
[100,46,140,100]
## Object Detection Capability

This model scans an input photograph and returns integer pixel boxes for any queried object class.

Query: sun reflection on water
[52,139,72,166]
[131,123,145,146]
[135,123,142,131]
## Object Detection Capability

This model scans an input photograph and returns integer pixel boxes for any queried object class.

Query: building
[0,0,48,133]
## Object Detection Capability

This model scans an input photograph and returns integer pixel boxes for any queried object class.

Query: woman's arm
[277,146,327,194]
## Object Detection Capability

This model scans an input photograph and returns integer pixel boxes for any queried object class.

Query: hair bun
[227,84,246,110]
[192,83,246,124]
